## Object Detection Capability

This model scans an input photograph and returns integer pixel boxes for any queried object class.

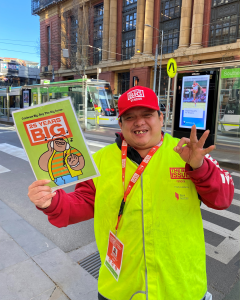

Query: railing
[31,0,64,15]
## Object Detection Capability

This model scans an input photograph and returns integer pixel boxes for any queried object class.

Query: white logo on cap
[127,89,145,102]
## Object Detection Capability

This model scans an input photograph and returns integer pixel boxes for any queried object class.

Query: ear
[118,118,122,130]
[50,141,54,148]
[66,143,70,150]
[159,111,164,127]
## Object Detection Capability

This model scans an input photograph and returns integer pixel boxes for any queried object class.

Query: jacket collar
[115,132,143,165]
[115,131,165,165]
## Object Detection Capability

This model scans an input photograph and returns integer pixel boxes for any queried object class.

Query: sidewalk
[0,199,98,300]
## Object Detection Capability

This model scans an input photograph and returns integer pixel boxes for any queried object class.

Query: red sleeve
[185,154,234,210]
[37,179,96,228]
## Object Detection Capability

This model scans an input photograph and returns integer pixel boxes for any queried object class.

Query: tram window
[225,102,240,115]
[87,92,95,111]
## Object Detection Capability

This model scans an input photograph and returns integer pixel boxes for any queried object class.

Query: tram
[0,79,119,126]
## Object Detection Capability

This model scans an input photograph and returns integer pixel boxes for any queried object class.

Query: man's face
[53,139,67,152]
[118,107,163,152]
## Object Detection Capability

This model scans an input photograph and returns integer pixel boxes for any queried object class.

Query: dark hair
[119,110,161,123]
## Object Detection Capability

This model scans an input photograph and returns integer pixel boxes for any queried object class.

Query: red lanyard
[115,133,164,232]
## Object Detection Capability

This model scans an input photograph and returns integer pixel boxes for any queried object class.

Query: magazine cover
[12,97,100,191]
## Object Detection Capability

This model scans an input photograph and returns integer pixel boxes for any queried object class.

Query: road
[0,124,239,300]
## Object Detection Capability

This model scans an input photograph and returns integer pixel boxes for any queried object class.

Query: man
[28,86,234,300]
[192,80,202,106]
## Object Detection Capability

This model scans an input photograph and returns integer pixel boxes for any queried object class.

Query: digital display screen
[179,75,210,130]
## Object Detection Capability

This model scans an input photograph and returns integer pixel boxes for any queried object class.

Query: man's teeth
[135,130,147,134]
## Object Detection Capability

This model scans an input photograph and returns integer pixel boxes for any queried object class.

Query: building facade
[33,0,240,95]
[0,57,40,89]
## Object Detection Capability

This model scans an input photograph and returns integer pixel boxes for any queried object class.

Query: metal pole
[37,87,41,104]
[7,91,9,122]
[165,76,171,132]
[214,68,222,145]
[84,79,88,131]
[171,72,178,136]
[153,44,158,93]
[157,30,163,102]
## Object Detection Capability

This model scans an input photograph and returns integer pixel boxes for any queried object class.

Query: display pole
[165,77,171,132]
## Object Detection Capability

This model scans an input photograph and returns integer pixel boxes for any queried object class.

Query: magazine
[12,97,100,191]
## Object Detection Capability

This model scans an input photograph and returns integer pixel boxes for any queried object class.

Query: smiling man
[28,86,234,300]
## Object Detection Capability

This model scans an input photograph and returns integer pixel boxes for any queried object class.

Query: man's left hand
[173,125,215,170]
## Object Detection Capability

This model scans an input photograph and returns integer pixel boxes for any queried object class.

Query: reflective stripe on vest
[93,133,207,300]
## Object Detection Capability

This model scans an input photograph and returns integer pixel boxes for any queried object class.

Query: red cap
[118,86,159,117]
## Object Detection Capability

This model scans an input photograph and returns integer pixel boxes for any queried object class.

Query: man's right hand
[28,180,56,209]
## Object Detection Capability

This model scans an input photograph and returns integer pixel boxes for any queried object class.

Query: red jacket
[39,152,234,228]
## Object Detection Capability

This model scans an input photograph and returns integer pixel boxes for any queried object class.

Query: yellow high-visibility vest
[93,133,207,300]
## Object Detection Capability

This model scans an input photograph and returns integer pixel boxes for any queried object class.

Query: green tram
[23,78,118,127]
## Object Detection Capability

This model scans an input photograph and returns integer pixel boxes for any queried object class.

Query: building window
[94,24,103,40]
[93,3,103,65]
[122,1,137,60]
[159,0,181,54]
[118,72,130,95]
[210,0,240,47]
[124,0,137,6]
[122,38,135,60]
[123,12,137,32]
[70,15,78,54]
[47,26,51,65]
[94,3,104,17]
[162,29,179,54]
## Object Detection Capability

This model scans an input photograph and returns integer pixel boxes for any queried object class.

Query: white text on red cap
[127,89,145,102]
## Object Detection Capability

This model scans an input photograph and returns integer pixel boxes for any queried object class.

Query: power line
[0,48,40,55]
[0,42,38,48]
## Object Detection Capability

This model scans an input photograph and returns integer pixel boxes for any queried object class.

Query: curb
[0,120,14,126]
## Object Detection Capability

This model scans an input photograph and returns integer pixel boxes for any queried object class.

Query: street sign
[167,58,177,78]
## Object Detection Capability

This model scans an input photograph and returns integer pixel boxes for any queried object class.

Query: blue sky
[0,0,40,64]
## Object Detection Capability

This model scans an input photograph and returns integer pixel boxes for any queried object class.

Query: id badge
[104,231,124,281]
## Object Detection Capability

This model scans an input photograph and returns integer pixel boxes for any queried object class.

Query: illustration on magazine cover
[12,97,99,190]
[38,134,85,186]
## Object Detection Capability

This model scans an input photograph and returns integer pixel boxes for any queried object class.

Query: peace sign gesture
[173,125,215,170]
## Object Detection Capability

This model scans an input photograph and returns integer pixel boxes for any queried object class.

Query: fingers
[28,180,55,209]
[173,137,190,153]
[197,129,210,149]
[202,145,216,156]
[189,125,198,144]
[29,180,51,190]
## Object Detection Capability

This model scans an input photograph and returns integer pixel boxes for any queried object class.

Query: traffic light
[133,76,139,87]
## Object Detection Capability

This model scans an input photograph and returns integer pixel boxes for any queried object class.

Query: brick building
[32,0,240,95]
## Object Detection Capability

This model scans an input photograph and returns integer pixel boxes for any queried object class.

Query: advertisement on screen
[179,75,210,130]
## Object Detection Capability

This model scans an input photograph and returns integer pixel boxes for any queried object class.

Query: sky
[0,0,40,64]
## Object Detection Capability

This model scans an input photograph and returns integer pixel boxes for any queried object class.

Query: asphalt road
[0,124,239,300]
